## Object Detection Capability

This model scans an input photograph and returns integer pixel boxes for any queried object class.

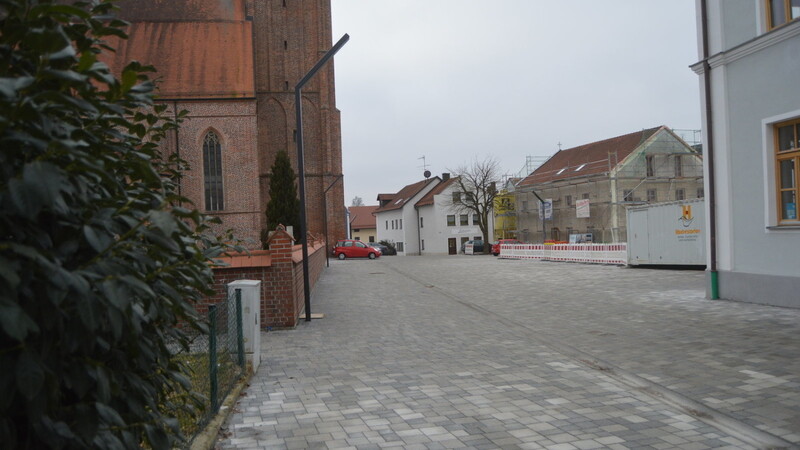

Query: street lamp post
[295,33,349,322]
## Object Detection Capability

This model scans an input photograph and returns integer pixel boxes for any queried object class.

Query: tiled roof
[349,205,379,229]
[114,0,247,21]
[102,21,255,99]
[374,178,440,213]
[517,126,662,187]
[415,177,458,207]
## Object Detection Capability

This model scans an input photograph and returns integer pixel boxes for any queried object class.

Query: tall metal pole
[529,189,548,243]
[295,34,349,322]
[323,174,344,268]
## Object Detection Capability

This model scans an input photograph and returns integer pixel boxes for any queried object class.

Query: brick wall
[206,225,326,329]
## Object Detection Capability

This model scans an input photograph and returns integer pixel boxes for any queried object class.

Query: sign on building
[538,199,553,220]
[576,199,590,218]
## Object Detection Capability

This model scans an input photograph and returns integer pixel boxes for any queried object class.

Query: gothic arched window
[203,131,224,211]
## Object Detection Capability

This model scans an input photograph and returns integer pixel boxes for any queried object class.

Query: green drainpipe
[710,271,719,300]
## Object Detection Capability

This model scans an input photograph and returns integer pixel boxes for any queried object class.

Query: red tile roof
[415,177,459,207]
[517,127,662,187]
[374,178,440,213]
[114,0,247,21]
[103,21,255,99]
[349,205,379,229]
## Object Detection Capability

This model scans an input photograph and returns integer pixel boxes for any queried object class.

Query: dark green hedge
[0,1,237,448]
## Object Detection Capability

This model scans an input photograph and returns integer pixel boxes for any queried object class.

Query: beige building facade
[515,126,703,243]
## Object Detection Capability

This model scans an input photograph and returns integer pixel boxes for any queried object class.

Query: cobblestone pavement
[217,255,800,449]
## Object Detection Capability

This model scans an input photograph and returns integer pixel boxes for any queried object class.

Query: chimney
[442,173,450,181]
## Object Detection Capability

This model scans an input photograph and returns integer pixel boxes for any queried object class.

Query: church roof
[114,0,248,21]
[102,0,254,99]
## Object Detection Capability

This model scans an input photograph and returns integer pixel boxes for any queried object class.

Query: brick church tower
[252,0,346,249]
[106,0,346,249]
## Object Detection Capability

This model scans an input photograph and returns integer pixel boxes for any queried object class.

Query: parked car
[377,241,397,255]
[367,242,390,255]
[332,239,381,260]
[460,239,485,254]
[491,239,523,256]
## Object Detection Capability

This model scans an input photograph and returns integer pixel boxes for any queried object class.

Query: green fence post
[236,288,245,369]
[208,304,219,413]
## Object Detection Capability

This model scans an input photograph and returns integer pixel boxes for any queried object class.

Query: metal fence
[175,288,247,445]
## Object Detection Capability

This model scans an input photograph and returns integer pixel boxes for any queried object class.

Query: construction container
[626,198,706,266]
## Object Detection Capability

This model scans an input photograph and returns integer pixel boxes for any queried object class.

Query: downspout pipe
[416,207,422,256]
[700,0,719,299]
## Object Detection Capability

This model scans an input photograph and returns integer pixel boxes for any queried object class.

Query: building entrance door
[448,238,457,255]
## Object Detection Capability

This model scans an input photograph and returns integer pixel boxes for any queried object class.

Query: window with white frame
[460,214,468,226]
[446,215,456,226]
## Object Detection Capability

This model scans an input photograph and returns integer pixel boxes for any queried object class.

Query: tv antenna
[418,155,431,178]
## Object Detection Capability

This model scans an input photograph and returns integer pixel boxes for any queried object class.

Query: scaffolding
[512,128,704,243]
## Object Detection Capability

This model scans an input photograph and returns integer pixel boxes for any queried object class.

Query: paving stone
[217,256,797,449]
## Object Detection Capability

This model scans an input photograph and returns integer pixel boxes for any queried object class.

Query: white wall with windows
[375,181,440,255]
[417,183,493,255]
[693,0,800,307]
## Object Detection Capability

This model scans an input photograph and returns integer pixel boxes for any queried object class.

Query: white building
[374,178,440,255]
[691,0,800,307]
[416,176,494,255]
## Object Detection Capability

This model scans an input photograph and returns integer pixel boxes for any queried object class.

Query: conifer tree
[263,150,301,245]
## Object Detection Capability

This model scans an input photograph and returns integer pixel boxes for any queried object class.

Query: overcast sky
[330,1,701,206]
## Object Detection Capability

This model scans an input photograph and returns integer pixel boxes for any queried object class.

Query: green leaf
[148,210,177,237]
[47,44,76,61]
[77,51,97,72]
[144,424,169,450]
[0,77,34,99]
[0,300,40,341]
[8,178,43,219]
[120,68,138,93]
[83,225,110,252]
[16,351,45,400]
[0,256,21,290]
[95,403,125,427]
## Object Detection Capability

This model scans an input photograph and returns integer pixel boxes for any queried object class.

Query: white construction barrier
[500,243,627,265]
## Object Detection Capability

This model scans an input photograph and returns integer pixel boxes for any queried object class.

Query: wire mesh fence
[172,288,247,445]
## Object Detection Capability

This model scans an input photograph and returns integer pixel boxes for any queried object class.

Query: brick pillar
[265,224,298,328]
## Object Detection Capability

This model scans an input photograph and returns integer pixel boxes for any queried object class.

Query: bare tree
[448,157,501,253]
[351,196,364,207]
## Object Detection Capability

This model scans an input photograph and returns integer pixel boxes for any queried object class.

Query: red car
[491,239,522,256]
[332,239,381,260]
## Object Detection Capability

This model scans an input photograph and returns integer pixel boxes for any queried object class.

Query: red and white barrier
[500,243,627,265]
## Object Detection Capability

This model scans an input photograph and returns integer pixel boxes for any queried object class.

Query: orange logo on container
[678,205,694,227]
